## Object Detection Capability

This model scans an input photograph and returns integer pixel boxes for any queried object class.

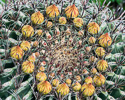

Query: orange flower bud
[46,4,59,18]
[57,83,69,96]
[93,74,106,86]
[22,25,34,37]
[20,41,31,51]
[95,47,105,57]
[65,4,79,18]
[88,22,100,34]
[31,11,44,24]
[98,33,112,47]
[97,60,108,71]
[37,81,52,94]
[10,46,24,60]
[22,61,34,73]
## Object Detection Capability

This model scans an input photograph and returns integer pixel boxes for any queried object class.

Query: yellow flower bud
[22,61,34,74]
[46,21,53,28]
[59,17,67,24]
[84,76,92,84]
[73,17,83,27]
[66,28,71,34]
[22,25,34,37]
[45,31,52,39]
[66,79,72,86]
[60,74,64,79]
[31,11,44,24]
[88,22,100,34]
[81,83,95,97]
[49,73,55,79]
[36,30,43,36]
[95,47,105,57]
[72,82,81,92]
[10,46,24,60]
[85,46,91,52]
[75,75,81,82]
[52,79,59,87]
[55,27,60,35]
[89,37,96,44]
[37,81,52,94]
[57,83,69,96]
[65,4,79,18]
[83,61,89,66]
[78,30,84,36]
[20,41,31,51]
[78,40,82,45]
[33,41,39,47]
[41,61,46,66]
[28,55,35,62]
[89,56,97,63]
[35,52,40,58]
[98,33,112,47]
[97,60,108,71]
[36,72,47,82]
[93,74,106,86]
[39,66,45,72]
[82,69,89,75]
[46,4,59,18]
[91,68,97,74]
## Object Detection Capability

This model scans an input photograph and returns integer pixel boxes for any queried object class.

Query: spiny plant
[0,0,125,100]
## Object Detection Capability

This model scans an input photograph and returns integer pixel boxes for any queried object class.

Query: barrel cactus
[0,0,125,100]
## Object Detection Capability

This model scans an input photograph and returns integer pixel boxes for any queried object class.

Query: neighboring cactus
[0,0,124,100]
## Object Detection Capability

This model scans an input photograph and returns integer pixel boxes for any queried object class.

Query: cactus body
[0,0,124,100]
